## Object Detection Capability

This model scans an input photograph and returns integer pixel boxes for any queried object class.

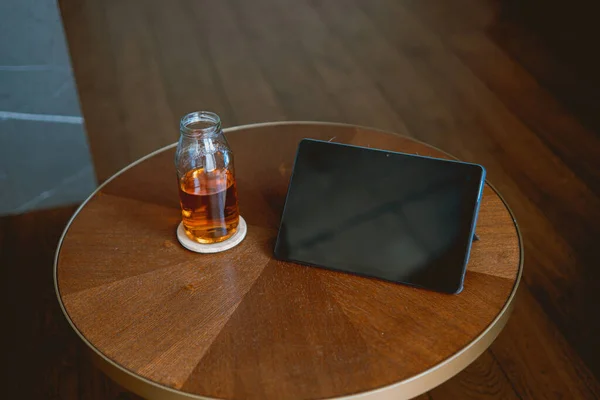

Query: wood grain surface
[55,124,521,399]
[4,0,599,398]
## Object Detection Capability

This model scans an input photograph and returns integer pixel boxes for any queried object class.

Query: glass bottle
[175,111,240,244]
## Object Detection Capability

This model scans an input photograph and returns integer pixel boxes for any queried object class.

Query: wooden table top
[55,122,522,400]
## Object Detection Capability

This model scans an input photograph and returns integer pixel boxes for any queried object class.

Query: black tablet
[274,139,486,294]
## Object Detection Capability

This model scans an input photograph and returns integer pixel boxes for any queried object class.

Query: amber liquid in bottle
[178,167,239,244]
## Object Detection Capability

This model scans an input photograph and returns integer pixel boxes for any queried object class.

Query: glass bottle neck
[180,111,222,138]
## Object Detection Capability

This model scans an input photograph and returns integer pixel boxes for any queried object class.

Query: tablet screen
[274,139,485,294]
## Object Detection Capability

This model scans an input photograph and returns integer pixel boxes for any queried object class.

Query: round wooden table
[55,122,522,400]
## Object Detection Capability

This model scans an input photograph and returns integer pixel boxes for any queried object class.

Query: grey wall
[0,0,96,215]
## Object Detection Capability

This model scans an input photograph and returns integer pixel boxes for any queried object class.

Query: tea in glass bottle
[175,112,240,244]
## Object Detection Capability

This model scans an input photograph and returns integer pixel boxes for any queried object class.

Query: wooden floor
[2,0,599,398]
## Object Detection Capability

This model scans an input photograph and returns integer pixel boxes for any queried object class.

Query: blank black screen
[274,139,486,294]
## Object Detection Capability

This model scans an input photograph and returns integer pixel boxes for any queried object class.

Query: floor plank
[491,284,600,399]
[429,351,520,400]
[0,207,138,399]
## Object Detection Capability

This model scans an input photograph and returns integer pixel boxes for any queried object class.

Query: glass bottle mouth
[180,111,221,137]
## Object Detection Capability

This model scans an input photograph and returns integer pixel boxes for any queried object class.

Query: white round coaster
[176,216,247,254]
